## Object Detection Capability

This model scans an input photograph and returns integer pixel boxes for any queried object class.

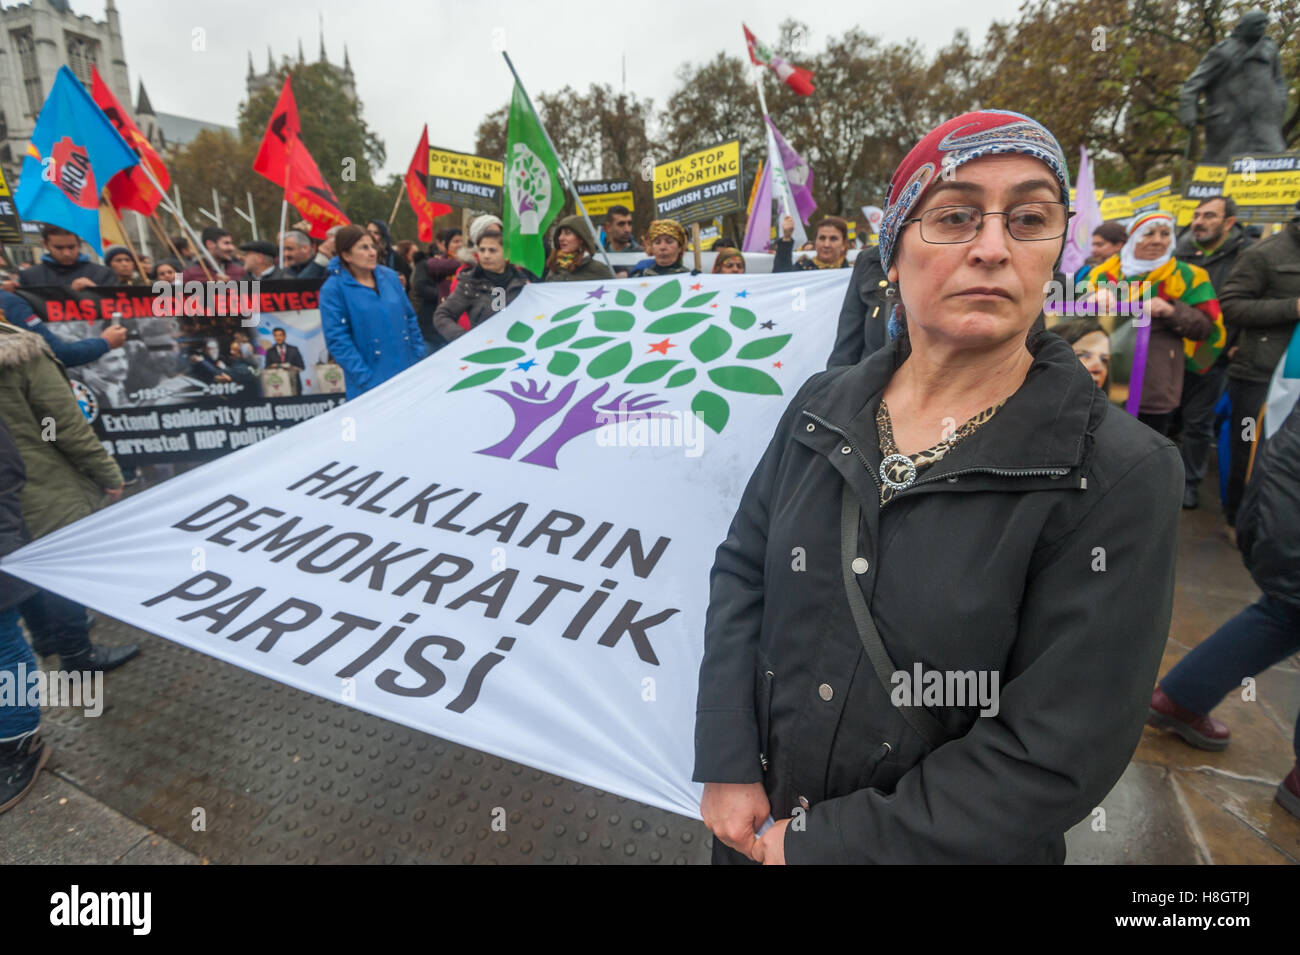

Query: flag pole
[133,162,221,276]
[146,212,192,274]
[278,198,288,269]
[500,51,612,271]
[385,178,405,228]
[104,195,148,281]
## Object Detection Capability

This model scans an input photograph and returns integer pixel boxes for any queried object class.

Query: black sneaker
[0,729,50,815]
[59,643,140,673]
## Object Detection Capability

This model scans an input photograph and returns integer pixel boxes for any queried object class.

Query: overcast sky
[62,0,1024,178]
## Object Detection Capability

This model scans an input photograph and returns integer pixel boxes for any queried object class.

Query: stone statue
[1178,9,1288,164]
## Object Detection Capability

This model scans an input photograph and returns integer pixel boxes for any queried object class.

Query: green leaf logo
[690,325,732,363]
[450,367,506,391]
[707,365,782,395]
[691,390,730,433]
[506,321,534,343]
[547,350,580,375]
[594,310,636,332]
[729,306,756,330]
[536,322,580,349]
[615,288,636,306]
[736,334,791,360]
[644,280,681,312]
[463,347,526,364]
[666,368,697,388]
[551,303,588,323]
[643,312,711,335]
[588,341,633,378]
[625,359,681,384]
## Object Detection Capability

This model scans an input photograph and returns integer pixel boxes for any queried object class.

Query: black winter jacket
[1236,400,1300,612]
[18,254,116,289]
[1219,220,1300,383]
[694,329,1183,863]
[1174,224,1252,358]
[432,264,532,342]
[827,246,890,367]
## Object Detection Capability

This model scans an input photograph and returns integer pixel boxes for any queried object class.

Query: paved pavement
[2,466,1296,865]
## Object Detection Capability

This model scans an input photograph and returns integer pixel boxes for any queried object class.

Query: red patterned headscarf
[878,109,1069,270]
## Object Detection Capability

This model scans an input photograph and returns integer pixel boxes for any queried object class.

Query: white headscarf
[1120,212,1175,278]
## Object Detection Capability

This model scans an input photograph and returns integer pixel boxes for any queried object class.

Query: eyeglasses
[903,201,1068,244]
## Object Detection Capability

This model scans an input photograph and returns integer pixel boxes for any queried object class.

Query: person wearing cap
[543,215,614,282]
[240,240,286,281]
[103,246,140,285]
[432,220,532,343]
[629,220,692,277]
[694,110,1183,865]
[1080,212,1222,436]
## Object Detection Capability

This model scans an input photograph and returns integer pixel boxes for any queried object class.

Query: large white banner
[2,271,847,818]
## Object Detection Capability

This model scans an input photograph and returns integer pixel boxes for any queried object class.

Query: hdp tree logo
[450,279,791,468]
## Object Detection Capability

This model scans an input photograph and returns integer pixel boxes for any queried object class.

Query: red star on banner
[648,339,676,355]
[460,365,468,371]
[710,304,718,308]
[689,283,702,291]
[773,361,783,369]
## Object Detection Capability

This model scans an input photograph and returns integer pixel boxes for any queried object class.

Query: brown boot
[1147,687,1231,751]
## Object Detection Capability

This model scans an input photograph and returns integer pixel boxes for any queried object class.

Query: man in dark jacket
[1174,196,1252,508]
[1216,202,1300,528]
[774,215,853,273]
[283,229,329,280]
[18,225,117,290]
[826,244,890,367]
[181,227,247,283]
[694,330,1181,863]
[1149,399,1300,818]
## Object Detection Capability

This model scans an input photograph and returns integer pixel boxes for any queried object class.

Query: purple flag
[767,117,816,224]
[1062,145,1101,279]
[742,160,774,252]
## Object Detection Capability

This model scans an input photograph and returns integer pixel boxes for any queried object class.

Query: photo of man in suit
[266,327,305,395]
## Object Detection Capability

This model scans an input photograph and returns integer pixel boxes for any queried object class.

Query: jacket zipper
[801,410,1077,498]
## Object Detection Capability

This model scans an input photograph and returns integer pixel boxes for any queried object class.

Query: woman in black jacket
[432,232,532,343]
[1149,399,1300,818]
[695,110,1183,864]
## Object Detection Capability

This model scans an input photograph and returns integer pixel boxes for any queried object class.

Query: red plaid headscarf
[878,109,1070,270]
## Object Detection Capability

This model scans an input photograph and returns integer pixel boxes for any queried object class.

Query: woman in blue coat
[319,224,425,399]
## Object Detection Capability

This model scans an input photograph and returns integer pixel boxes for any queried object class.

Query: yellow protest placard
[653,140,743,225]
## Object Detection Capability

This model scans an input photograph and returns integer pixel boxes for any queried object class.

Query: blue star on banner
[735,289,749,298]
[515,359,537,371]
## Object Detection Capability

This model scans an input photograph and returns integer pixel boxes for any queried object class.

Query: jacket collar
[801,327,1100,477]
[40,253,90,268]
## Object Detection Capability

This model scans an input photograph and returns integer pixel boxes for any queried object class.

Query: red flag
[743,24,815,97]
[91,66,170,215]
[253,75,348,238]
[405,125,451,244]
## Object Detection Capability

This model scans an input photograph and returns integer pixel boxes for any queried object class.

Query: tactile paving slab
[34,615,712,864]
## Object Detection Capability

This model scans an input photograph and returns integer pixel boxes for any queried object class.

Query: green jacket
[0,324,122,539]
[1219,220,1300,383]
